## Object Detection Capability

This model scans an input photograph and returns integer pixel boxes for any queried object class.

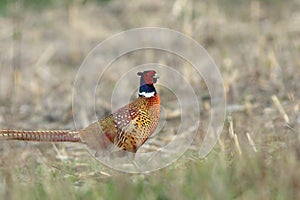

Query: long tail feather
[0,130,81,142]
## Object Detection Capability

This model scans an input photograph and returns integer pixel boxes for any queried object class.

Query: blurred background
[0,0,300,199]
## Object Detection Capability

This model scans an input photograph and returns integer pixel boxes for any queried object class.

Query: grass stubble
[0,0,300,199]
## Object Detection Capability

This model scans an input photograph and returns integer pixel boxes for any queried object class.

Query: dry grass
[0,0,300,199]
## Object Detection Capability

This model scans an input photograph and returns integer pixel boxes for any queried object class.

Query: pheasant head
[137,70,159,97]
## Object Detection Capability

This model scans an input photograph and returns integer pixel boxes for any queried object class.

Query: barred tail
[0,130,81,143]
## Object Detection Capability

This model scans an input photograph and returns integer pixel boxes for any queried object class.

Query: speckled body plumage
[100,94,160,152]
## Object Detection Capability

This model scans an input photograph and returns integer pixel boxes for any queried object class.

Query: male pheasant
[0,70,160,154]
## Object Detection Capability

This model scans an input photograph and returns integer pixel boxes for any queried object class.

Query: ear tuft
[137,72,143,76]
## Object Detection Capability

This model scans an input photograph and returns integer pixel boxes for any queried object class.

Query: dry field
[0,0,300,199]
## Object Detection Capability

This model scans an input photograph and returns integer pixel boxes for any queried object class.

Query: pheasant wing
[114,109,151,152]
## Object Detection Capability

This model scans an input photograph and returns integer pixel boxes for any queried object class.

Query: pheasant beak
[153,73,159,79]
[152,73,159,84]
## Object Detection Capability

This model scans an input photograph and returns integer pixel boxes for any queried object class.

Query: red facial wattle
[142,71,158,85]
